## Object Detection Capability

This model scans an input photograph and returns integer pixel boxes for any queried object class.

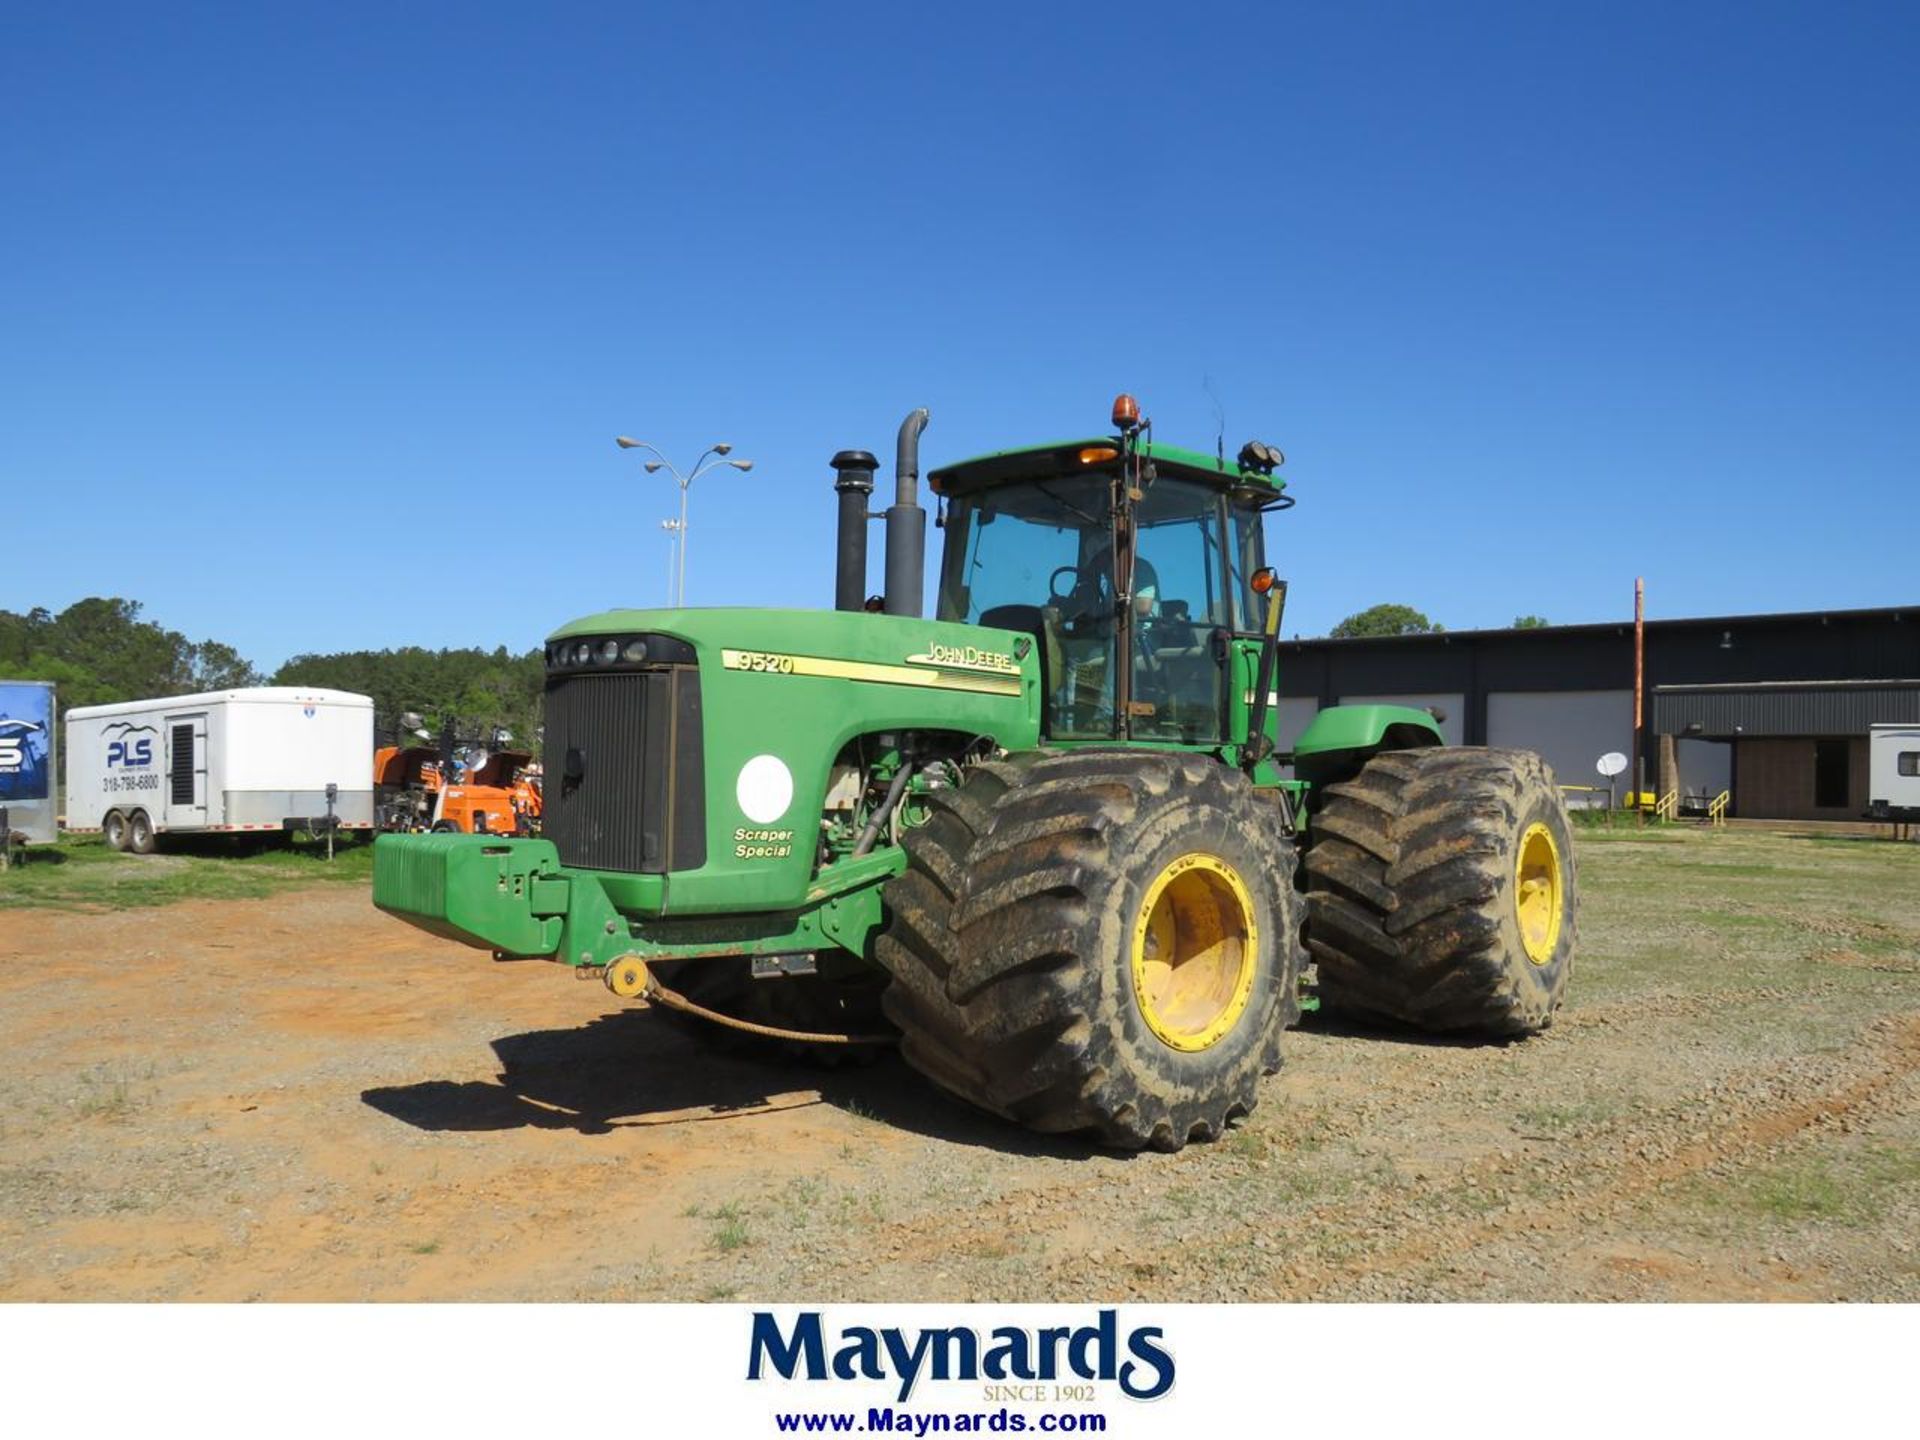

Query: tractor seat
[976,603,1065,691]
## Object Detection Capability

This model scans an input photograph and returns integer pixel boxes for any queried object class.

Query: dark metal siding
[543,669,706,874]
[1652,683,1920,739]
[1277,604,1920,756]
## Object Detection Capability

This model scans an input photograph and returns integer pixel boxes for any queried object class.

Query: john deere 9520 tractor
[373,396,1575,1150]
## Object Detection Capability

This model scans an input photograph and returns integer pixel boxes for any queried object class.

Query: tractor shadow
[1294,1005,1530,1049]
[360,1009,1097,1159]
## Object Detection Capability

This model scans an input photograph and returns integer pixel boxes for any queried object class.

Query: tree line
[0,598,542,746]
[2,595,1560,740]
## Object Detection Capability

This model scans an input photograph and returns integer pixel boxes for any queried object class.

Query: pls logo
[104,722,157,768]
[748,1309,1174,1401]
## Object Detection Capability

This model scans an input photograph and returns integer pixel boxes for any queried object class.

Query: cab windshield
[938,469,1261,741]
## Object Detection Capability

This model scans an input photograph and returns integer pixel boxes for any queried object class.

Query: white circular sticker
[736,754,794,825]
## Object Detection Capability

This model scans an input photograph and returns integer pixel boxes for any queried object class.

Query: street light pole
[660,518,683,604]
[615,437,754,606]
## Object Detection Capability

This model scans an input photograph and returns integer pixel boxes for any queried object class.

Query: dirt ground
[2,827,1917,1302]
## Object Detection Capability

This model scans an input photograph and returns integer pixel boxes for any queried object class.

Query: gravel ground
[1,826,1916,1301]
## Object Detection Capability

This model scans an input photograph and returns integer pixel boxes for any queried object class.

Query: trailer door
[166,713,209,828]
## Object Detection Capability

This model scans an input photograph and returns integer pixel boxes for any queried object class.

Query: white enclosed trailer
[65,688,374,852]
[1867,723,1920,824]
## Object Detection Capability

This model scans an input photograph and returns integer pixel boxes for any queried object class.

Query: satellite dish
[1597,751,1629,778]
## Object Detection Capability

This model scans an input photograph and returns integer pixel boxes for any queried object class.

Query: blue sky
[4,1,1916,667]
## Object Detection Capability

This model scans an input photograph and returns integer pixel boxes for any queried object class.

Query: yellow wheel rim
[1514,822,1564,966]
[1130,852,1259,1052]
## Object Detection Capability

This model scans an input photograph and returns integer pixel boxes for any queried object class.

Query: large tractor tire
[1303,747,1575,1036]
[646,959,893,1068]
[878,749,1303,1152]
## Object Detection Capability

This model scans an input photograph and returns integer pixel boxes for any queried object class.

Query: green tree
[273,646,543,745]
[0,597,252,710]
[1511,614,1550,629]
[1330,603,1441,639]
[189,639,263,691]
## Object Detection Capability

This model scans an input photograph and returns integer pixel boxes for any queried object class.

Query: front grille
[543,668,706,874]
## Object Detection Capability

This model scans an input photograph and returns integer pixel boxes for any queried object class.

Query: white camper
[1867,723,1920,823]
[65,688,374,852]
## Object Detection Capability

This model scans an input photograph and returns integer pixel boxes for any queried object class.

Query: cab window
[938,476,1118,739]
[1131,478,1234,742]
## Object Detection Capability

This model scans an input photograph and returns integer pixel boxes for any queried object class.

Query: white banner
[3,1302,1908,1436]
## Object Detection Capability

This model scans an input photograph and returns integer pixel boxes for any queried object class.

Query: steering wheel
[1048,565,1083,602]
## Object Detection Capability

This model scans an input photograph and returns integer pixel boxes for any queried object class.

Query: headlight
[622,639,650,663]
[597,639,621,664]
[572,641,592,665]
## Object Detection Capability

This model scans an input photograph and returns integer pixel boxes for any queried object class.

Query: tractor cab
[929,403,1290,745]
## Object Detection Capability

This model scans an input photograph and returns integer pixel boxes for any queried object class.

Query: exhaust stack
[884,407,931,618]
[830,450,877,612]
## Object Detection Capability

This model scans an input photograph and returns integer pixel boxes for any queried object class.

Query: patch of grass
[782,1174,826,1208]
[1735,1145,1920,1227]
[1515,1098,1620,1136]
[1658,861,1824,880]
[408,1240,442,1255]
[0,835,375,912]
[71,1065,154,1120]
[1570,823,1691,843]
[1691,909,1794,932]
[1153,1185,1204,1221]
[1746,1166,1848,1222]
[1225,1129,1267,1160]
[710,1201,751,1252]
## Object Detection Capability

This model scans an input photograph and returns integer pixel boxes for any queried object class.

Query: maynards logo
[906,644,1020,677]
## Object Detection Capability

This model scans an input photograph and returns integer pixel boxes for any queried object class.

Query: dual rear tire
[1302,746,1575,1035]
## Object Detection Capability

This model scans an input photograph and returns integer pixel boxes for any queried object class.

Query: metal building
[1276,604,1920,821]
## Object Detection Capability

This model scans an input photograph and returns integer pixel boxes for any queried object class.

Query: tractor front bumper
[370,832,901,972]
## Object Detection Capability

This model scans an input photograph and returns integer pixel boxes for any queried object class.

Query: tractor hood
[538,607,1043,917]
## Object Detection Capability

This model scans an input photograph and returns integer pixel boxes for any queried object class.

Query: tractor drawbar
[605,955,896,1047]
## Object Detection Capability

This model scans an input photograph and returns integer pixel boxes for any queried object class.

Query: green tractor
[372,396,1575,1150]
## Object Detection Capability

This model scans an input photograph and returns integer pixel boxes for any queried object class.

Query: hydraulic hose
[645,976,896,1047]
[853,760,914,856]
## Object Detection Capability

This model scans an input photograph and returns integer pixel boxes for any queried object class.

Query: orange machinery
[373,743,542,836]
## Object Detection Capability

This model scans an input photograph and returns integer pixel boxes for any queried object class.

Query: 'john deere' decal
[904,643,1020,677]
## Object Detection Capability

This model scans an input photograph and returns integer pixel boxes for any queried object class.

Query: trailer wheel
[878,750,1302,1151]
[127,810,158,856]
[1303,746,1575,1035]
[103,810,130,852]
[430,820,459,834]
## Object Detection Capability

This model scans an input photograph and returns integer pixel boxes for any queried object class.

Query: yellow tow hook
[606,955,655,1000]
